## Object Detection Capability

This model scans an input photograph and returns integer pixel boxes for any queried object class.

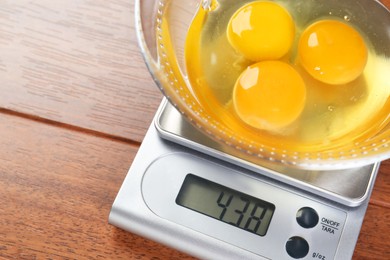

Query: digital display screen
[176,174,275,236]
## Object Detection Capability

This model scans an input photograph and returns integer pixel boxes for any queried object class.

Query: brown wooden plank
[0,111,192,259]
[0,109,387,259]
[371,160,390,208]
[354,204,390,259]
[0,0,162,143]
[0,0,389,144]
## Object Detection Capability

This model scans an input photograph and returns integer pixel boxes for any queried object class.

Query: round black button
[286,236,309,259]
[296,207,319,228]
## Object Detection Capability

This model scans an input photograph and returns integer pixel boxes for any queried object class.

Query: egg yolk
[298,20,368,85]
[227,1,295,61]
[233,61,306,130]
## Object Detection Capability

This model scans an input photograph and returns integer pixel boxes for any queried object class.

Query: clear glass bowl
[135,0,390,170]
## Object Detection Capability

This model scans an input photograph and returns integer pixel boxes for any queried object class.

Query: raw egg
[233,61,306,130]
[227,1,295,61]
[298,19,368,85]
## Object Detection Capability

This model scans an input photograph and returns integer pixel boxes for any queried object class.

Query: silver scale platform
[109,99,379,259]
[157,100,378,207]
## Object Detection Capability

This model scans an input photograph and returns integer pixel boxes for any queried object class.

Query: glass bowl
[135,0,390,170]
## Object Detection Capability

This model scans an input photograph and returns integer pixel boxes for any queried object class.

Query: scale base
[109,100,379,260]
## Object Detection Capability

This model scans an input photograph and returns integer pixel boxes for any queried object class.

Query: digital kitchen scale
[109,99,379,260]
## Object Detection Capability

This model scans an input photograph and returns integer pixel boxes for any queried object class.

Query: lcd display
[176,174,275,236]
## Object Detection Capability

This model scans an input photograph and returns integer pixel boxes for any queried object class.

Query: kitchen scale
[109,99,379,260]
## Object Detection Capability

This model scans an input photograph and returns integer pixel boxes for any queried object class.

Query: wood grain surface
[0,0,389,259]
[0,0,162,142]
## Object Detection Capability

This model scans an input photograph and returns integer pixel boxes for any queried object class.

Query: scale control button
[286,236,309,259]
[296,207,319,228]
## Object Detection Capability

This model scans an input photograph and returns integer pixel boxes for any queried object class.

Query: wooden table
[0,1,389,259]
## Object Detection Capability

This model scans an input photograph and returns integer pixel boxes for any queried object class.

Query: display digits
[217,192,233,220]
[245,203,266,234]
[233,197,250,227]
[216,192,268,235]
[176,174,275,237]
